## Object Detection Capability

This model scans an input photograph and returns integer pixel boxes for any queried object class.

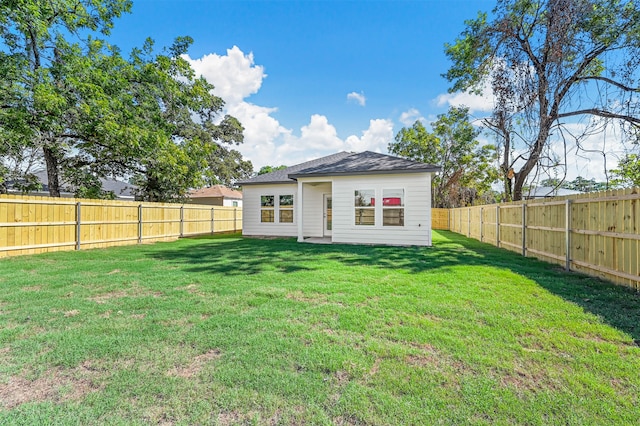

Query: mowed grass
[1,231,639,425]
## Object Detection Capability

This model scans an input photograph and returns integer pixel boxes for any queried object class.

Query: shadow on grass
[147,231,640,342]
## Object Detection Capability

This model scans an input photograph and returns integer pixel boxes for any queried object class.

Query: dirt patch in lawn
[21,285,42,292]
[179,284,205,297]
[87,286,163,304]
[166,349,221,378]
[497,359,560,392]
[0,361,104,409]
[286,291,345,307]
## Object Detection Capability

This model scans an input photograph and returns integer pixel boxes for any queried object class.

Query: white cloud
[186,47,397,170]
[347,91,366,107]
[183,46,265,105]
[299,114,344,150]
[399,108,425,126]
[345,119,394,152]
[435,79,495,114]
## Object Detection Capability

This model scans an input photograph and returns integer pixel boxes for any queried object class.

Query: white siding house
[239,151,440,246]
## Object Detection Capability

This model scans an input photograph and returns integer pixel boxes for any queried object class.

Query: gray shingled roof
[239,151,440,185]
[238,151,353,185]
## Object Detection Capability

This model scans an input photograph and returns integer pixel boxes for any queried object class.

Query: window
[279,194,294,223]
[232,201,238,207]
[383,189,404,226]
[355,189,375,225]
[261,195,274,223]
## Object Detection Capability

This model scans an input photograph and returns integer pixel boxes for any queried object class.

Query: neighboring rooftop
[189,185,243,199]
[7,171,137,199]
[239,151,440,185]
[525,186,583,199]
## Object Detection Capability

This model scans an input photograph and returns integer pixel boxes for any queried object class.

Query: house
[188,185,243,207]
[6,171,138,200]
[238,151,441,246]
[524,186,583,199]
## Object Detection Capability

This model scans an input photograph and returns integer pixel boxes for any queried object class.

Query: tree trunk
[43,146,61,197]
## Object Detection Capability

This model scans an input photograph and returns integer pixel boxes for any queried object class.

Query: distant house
[188,185,243,207]
[238,151,441,246]
[6,171,138,200]
[524,186,583,199]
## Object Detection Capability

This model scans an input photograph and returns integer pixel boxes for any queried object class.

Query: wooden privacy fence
[431,208,450,230]
[447,188,640,290]
[0,194,242,258]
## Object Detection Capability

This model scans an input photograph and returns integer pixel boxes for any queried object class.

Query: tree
[444,0,640,200]
[204,145,253,188]
[611,154,640,187]
[257,165,287,175]
[1,2,248,201]
[73,37,245,202]
[564,176,607,192]
[389,106,498,207]
[0,0,133,196]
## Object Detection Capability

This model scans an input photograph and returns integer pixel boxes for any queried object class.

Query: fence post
[75,202,81,250]
[180,205,184,238]
[496,205,500,248]
[480,207,484,242]
[468,207,471,238]
[211,207,215,234]
[522,203,527,257]
[234,208,237,232]
[565,199,572,271]
[447,209,451,231]
[138,204,142,244]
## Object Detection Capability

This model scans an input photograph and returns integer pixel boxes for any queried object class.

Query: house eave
[239,180,297,186]
[288,168,439,179]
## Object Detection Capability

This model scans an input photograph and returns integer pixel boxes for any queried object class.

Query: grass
[0,231,639,425]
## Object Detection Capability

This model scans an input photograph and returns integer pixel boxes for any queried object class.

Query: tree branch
[557,109,640,125]
[575,75,640,92]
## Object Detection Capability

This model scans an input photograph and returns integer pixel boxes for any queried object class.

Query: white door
[323,194,332,237]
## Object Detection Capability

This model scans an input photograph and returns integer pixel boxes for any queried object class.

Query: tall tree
[0,0,132,196]
[389,106,498,207]
[1,2,248,201]
[444,0,640,200]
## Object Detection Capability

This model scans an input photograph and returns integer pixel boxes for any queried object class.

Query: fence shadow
[146,231,640,342]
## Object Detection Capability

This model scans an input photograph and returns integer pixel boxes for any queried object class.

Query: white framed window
[382,189,404,226]
[354,189,375,225]
[260,195,274,223]
[279,194,294,223]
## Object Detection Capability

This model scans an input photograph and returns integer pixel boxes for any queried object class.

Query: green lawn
[1,231,639,425]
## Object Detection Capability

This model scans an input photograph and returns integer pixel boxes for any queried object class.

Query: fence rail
[0,194,241,258]
[444,188,640,290]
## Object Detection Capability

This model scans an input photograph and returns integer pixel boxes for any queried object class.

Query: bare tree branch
[557,109,640,125]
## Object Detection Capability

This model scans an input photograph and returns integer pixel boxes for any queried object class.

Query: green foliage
[389,106,498,207]
[257,165,288,175]
[611,154,640,188]
[540,176,608,193]
[204,145,253,188]
[0,1,249,201]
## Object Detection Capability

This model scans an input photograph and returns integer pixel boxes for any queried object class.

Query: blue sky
[105,0,623,182]
[106,0,495,169]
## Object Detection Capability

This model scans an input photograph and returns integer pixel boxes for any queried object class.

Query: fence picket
[0,194,242,257]
[439,189,640,290]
